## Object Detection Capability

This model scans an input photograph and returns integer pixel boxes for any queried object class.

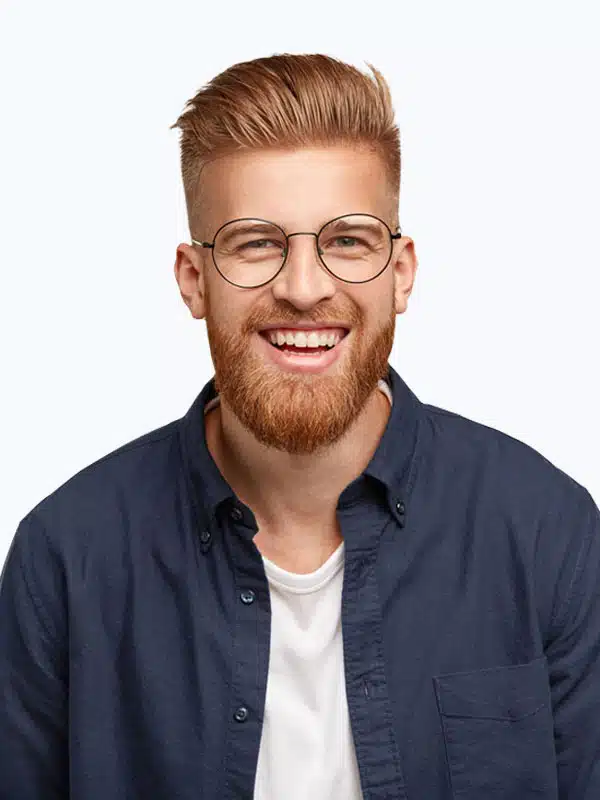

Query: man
[1,53,599,800]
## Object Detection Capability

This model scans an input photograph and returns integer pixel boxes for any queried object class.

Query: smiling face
[175,145,417,455]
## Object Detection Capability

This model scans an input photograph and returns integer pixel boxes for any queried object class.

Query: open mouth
[259,329,350,355]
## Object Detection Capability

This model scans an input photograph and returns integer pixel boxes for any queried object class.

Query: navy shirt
[1,364,599,799]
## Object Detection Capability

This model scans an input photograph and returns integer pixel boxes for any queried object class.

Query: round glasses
[192,213,402,288]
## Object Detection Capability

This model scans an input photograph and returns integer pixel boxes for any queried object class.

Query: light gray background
[1,1,598,563]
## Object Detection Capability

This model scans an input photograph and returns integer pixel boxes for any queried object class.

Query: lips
[256,328,350,374]
[258,324,351,331]
[259,329,349,349]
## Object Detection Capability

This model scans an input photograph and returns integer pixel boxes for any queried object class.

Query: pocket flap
[433,656,549,721]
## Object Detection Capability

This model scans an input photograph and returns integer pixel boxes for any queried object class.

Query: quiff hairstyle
[170,53,401,235]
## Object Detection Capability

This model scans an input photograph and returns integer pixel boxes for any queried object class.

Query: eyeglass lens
[212,215,392,287]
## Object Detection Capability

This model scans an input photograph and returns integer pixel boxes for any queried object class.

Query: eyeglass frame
[191,212,403,289]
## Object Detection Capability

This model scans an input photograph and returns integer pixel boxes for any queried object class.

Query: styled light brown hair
[170,53,401,234]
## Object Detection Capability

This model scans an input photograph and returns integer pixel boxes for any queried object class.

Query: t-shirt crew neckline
[261,543,345,593]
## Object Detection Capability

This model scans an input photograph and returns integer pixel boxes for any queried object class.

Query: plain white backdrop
[1,1,599,563]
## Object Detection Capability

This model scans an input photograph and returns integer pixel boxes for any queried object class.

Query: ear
[174,243,207,320]
[392,236,418,315]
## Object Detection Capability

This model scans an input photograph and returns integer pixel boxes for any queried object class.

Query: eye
[334,236,359,247]
[242,238,279,249]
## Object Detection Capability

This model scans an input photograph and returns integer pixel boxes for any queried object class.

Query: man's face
[175,145,416,455]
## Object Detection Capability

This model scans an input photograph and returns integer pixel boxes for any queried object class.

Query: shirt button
[230,506,243,522]
[199,529,211,544]
[234,706,249,722]
[240,589,255,605]
[395,501,406,527]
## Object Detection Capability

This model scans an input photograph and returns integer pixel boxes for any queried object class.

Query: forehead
[197,145,396,232]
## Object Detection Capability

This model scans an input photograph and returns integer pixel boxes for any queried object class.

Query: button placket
[221,512,268,792]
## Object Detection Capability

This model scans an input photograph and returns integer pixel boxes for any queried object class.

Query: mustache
[244,307,362,332]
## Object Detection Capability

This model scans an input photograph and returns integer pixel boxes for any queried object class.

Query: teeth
[267,329,344,348]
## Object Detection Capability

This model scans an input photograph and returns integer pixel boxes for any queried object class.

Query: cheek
[359,285,394,327]
[205,280,251,330]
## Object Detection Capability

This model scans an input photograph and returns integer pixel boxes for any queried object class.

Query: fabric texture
[1,364,599,800]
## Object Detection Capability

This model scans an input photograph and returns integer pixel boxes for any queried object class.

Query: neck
[204,383,391,542]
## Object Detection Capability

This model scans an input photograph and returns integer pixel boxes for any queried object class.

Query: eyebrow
[219,222,282,238]
[325,218,381,232]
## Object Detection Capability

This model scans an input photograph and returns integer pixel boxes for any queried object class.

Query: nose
[270,232,336,309]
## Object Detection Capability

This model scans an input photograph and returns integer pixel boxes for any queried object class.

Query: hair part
[170,53,401,234]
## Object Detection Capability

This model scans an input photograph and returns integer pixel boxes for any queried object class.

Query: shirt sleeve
[0,512,69,799]
[544,485,600,798]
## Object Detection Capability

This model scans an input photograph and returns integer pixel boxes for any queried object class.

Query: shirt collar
[178,363,423,528]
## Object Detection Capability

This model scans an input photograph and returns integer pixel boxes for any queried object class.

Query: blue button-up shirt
[1,365,599,799]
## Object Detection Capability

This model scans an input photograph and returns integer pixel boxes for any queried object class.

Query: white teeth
[267,329,344,348]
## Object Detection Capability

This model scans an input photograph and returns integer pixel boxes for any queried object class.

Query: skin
[174,145,417,572]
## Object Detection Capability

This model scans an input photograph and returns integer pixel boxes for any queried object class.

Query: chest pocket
[433,656,558,799]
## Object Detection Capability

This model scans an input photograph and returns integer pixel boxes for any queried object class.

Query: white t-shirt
[254,378,393,799]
